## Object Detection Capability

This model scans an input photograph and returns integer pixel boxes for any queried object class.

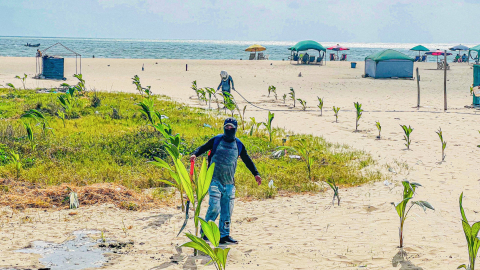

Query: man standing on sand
[190,117,262,244]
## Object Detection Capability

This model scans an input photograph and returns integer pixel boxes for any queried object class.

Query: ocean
[0,36,476,62]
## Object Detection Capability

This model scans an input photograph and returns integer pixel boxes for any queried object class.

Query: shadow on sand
[392,249,423,270]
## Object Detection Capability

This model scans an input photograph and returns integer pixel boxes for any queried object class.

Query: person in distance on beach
[217,70,235,94]
[190,117,262,244]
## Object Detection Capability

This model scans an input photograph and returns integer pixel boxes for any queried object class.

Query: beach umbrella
[410,45,430,58]
[449,44,469,51]
[245,44,266,59]
[327,44,349,59]
[426,49,452,62]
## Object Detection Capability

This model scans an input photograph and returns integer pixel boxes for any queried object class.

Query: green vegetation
[333,106,340,123]
[326,178,340,206]
[262,111,275,142]
[282,94,287,104]
[458,192,480,270]
[0,84,380,200]
[317,97,324,116]
[182,218,230,270]
[297,98,307,111]
[400,125,413,150]
[275,138,315,181]
[15,74,28,90]
[289,87,296,107]
[435,128,447,161]
[354,102,363,131]
[376,121,381,139]
[391,181,434,248]
[268,85,277,100]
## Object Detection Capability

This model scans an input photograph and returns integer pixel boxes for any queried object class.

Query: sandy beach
[1,57,480,269]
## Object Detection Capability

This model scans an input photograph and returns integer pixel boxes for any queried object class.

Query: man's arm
[239,147,259,176]
[192,137,215,157]
[217,81,222,91]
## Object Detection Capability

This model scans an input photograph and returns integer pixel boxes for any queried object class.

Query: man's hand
[190,155,196,163]
[255,175,262,186]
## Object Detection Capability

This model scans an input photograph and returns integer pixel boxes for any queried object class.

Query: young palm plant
[327,178,340,206]
[262,111,275,142]
[333,106,340,123]
[317,97,324,116]
[400,125,413,150]
[137,98,156,125]
[282,94,287,104]
[289,87,296,107]
[297,98,307,111]
[182,218,230,270]
[249,117,262,136]
[376,121,381,139]
[15,74,27,90]
[354,102,363,131]
[268,85,277,100]
[8,150,22,181]
[275,138,314,180]
[435,128,447,161]
[458,192,480,270]
[191,80,199,99]
[391,181,434,248]
[23,122,36,151]
[220,92,236,117]
[21,109,51,136]
[205,87,217,110]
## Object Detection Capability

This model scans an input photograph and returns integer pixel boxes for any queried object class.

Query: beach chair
[249,53,255,60]
[309,56,316,64]
[330,53,336,61]
[421,55,427,62]
[258,53,267,60]
[340,54,347,61]
[316,55,324,65]
[301,54,309,64]
[414,56,420,62]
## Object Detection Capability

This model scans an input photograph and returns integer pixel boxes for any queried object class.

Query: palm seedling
[182,218,230,270]
[282,94,287,104]
[21,109,51,136]
[376,121,381,139]
[297,98,307,111]
[391,181,434,248]
[205,87,217,110]
[275,138,314,180]
[400,125,413,150]
[268,85,277,100]
[435,128,447,161]
[354,102,363,131]
[262,111,275,142]
[249,117,262,136]
[220,92,237,117]
[333,106,340,123]
[137,98,156,125]
[458,192,480,270]
[23,122,36,151]
[197,88,207,105]
[6,83,15,91]
[191,80,199,99]
[8,150,22,181]
[327,178,340,206]
[73,74,86,93]
[67,187,79,209]
[58,94,72,120]
[15,74,27,90]
[132,75,144,96]
[317,97,324,116]
[289,87,296,107]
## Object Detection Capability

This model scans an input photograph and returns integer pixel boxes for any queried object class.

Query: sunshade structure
[245,44,266,60]
[449,44,469,51]
[327,44,350,60]
[364,49,414,79]
[426,49,452,62]
[289,40,327,65]
[410,45,429,58]
[469,44,480,63]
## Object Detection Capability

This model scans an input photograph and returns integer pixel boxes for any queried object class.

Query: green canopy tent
[365,49,414,79]
[469,44,480,63]
[410,45,429,60]
[289,40,327,65]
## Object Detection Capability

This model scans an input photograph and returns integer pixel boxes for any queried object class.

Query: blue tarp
[365,59,413,79]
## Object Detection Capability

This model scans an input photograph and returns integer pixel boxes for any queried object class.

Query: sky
[0,0,479,43]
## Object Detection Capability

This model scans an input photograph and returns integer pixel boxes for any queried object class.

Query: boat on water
[25,43,40,47]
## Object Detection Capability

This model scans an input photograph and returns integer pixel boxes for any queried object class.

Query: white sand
[1,57,480,269]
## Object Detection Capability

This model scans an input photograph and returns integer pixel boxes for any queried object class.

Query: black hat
[224,117,237,128]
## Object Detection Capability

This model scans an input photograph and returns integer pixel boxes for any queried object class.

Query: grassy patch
[0,88,381,202]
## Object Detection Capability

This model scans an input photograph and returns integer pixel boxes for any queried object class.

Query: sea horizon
[1,36,476,62]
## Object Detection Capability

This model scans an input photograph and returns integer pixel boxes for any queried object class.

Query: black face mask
[223,127,236,142]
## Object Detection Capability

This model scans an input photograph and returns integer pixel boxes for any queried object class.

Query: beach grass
[0,88,381,205]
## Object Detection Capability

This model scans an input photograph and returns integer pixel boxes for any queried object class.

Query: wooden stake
[444,50,447,111]
[416,67,420,108]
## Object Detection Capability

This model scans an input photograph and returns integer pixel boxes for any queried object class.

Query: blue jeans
[204,180,235,238]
